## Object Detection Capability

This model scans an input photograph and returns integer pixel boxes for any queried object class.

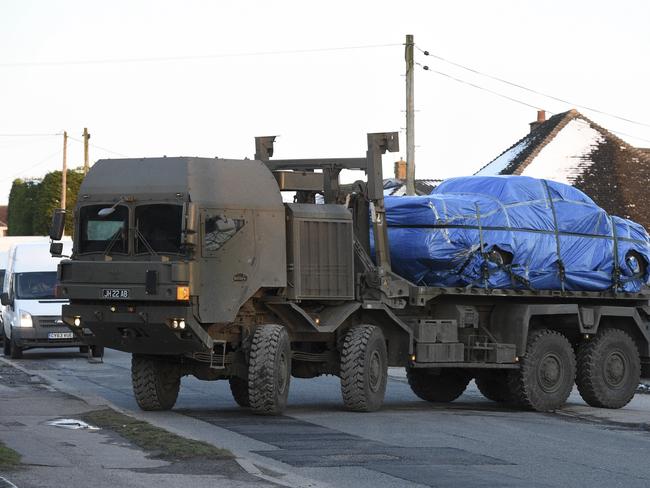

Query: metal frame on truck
[50,132,650,415]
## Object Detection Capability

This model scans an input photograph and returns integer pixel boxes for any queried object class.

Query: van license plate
[102,289,129,299]
[48,332,74,340]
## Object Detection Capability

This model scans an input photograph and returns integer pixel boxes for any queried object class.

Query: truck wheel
[91,345,104,358]
[340,325,388,412]
[475,370,514,403]
[229,377,250,408]
[406,367,470,403]
[507,329,575,412]
[248,324,291,415]
[131,355,181,411]
[576,329,640,409]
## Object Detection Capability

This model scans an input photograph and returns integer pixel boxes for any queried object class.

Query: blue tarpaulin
[382,175,650,292]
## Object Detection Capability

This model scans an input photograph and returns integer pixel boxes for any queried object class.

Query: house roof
[474,109,650,227]
[475,109,650,184]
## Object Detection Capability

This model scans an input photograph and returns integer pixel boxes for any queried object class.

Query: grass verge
[0,441,22,470]
[81,409,233,461]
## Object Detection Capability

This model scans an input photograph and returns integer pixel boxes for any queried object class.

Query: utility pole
[61,131,68,210]
[405,34,415,196]
[83,127,90,175]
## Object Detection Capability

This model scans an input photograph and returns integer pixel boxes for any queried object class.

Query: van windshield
[79,204,129,254]
[15,271,57,299]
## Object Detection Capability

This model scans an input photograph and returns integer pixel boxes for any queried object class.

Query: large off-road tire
[475,370,515,403]
[576,329,640,409]
[507,329,575,412]
[340,325,388,412]
[248,324,291,415]
[406,367,470,403]
[131,355,181,411]
[229,376,250,408]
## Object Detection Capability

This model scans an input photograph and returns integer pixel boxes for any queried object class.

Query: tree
[7,179,39,235]
[8,169,84,236]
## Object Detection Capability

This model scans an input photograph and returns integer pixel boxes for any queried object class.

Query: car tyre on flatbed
[248,324,291,415]
[507,329,575,412]
[340,325,388,412]
[131,355,181,411]
[576,328,640,409]
[406,367,470,403]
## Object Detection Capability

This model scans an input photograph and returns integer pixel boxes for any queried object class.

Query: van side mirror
[50,242,64,257]
[1,292,11,307]
[49,208,66,240]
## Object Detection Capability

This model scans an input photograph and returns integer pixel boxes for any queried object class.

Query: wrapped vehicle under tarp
[383,175,650,292]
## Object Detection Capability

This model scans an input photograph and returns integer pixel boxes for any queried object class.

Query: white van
[1,239,85,358]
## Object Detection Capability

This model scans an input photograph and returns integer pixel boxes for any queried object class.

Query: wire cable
[0,43,402,68]
[67,135,128,157]
[0,148,63,183]
[416,45,650,129]
[0,132,62,137]
[418,63,547,112]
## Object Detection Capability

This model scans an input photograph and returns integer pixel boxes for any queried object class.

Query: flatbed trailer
[50,132,650,414]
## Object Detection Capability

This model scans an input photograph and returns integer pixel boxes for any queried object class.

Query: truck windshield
[15,271,57,299]
[79,204,129,254]
[135,204,183,254]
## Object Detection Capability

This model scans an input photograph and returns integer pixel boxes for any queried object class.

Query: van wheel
[475,370,515,403]
[91,345,104,358]
[406,367,470,402]
[576,329,640,409]
[340,325,388,412]
[9,336,22,359]
[229,377,250,408]
[248,324,291,415]
[507,329,575,412]
[131,355,181,411]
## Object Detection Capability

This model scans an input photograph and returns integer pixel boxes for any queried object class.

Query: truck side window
[204,215,245,252]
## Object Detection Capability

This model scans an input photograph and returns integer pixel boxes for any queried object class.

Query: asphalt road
[8,347,650,488]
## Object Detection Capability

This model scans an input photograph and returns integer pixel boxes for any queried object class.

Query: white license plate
[48,332,74,340]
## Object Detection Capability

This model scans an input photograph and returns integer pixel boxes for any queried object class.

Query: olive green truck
[49,132,650,414]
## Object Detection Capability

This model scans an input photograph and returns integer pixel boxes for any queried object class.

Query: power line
[418,64,650,145]
[67,135,127,157]
[0,148,63,183]
[418,63,547,112]
[415,45,650,130]
[0,43,402,68]
[0,132,62,137]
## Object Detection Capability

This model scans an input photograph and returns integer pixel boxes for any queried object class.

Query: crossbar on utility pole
[61,131,68,210]
[83,127,90,175]
[405,34,415,196]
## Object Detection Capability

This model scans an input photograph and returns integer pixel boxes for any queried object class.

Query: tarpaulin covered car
[383,175,650,292]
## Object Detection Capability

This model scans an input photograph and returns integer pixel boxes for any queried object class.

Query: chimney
[529,110,546,133]
[394,158,407,180]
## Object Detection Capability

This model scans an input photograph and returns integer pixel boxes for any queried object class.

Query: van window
[15,271,57,299]
[80,205,129,254]
[135,204,183,254]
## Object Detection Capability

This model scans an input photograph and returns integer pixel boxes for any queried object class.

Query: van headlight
[18,311,33,328]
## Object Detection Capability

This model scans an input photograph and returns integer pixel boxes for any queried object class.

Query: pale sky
[1,0,649,204]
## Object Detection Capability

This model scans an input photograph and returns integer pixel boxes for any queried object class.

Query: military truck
[49,132,650,415]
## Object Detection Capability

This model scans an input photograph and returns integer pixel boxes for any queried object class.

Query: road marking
[0,476,19,488]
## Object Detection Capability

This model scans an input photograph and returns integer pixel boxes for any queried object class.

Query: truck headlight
[18,311,33,328]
